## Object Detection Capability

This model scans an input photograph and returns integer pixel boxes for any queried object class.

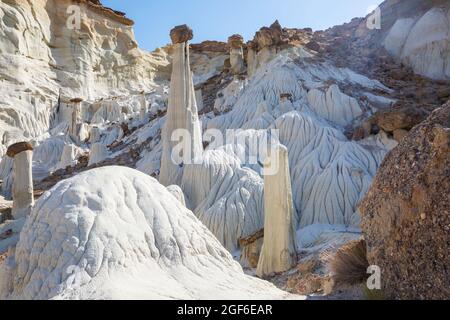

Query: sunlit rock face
[6,142,34,219]
[204,47,391,231]
[181,149,265,252]
[257,145,297,278]
[0,167,294,300]
[159,25,203,187]
[228,34,246,75]
[381,0,450,80]
[2,0,446,298]
[0,0,169,152]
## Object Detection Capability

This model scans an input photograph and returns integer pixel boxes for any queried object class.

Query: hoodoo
[228,34,246,75]
[257,144,297,277]
[254,20,284,67]
[1,0,449,301]
[247,40,258,77]
[139,91,147,121]
[160,25,203,186]
[69,98,83,143]
[6,142,34,219]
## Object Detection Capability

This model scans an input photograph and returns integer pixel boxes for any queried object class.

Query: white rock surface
[203,48,389,233]
[88,143,108,166]
[307,85,363,126]
[0,157,14,198]
[191,52,227,86]
[56,144,78,171]
[207,47,387,133]
[69,101,81,142]
[0,167,296,300]
[384,6,450,80]
[166,185,186,207]
[229,42,246,75]
[128,46,394,254]
[273,111,386,227]
[0,0,169,155]
[11,150,34,219]
[383,18,417,57]
[247,46,258,77]
[257,145,297,277]
[160,42,203,187]
[89,126,102,144]
[91,100,123,125]
[139,92,148,121]
[0,218,26,255]
[181,149,265,252]
[0,2,413,303]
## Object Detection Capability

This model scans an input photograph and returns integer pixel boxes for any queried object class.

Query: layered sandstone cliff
[0,0,170,154]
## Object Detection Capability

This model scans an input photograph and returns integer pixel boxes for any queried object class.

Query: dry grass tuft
[329,239,369,286]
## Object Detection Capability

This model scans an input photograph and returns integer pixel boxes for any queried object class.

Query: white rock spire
[139,91,147,121]
[160,25,203,186]
[257,144,297,277]
[6,142,34,219]
[69,98,83,143]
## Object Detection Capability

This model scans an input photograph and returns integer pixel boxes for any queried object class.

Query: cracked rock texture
[360,101,450,300]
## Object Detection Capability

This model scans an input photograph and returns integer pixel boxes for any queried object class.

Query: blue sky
[102,0,384,51]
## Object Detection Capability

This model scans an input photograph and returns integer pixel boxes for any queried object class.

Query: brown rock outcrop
[6,142,34,158]
[228,34,246,75]
[374,105,428,132]
[228,34,244,49]
[359,101,450,300]
[79,0,134,25]
[190,41,228,54]
[254,20,284,48]
[239,229,264,268]
[170,25,194,44]
[305,41,321,52]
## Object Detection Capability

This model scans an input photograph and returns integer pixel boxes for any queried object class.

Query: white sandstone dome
[0,166,293,300]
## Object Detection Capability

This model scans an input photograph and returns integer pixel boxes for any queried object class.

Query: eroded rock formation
[257,145,297,277]
[166,185,186,206]
[139,91,148,121]
[69,98,83,143]
[6,142,34,219]
[160,25,203,186]
[208,48,389,228]
[228,34,246,75]
[0,167,294,300]
[0,0,169,153]
[382,0,450,80]
[0,0,448,301]
[181,149,265,252]
[247,40,258,77]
